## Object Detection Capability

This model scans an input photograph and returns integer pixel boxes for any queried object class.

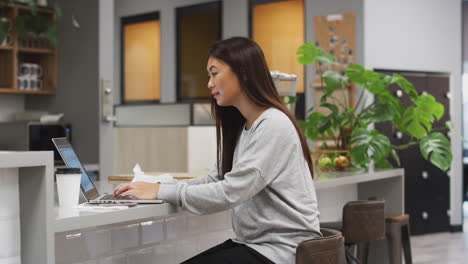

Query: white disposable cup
[56,168,81,207]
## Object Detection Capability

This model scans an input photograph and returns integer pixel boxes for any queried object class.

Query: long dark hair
[208,37,314,179]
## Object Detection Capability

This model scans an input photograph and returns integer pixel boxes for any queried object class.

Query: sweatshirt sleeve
[158,117,296,215]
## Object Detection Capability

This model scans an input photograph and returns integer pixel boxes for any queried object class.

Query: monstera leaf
[360,95,402,125]
[299,112,327,140]
[400,95,444,139]
[389,73,419,99]
[321,70,348,99]
[345,65,387,95]
[297,42,336,65]
[420,132,452,171]
[350,128,392,167]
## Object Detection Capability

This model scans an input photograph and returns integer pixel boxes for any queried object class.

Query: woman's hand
[113,182,160,200]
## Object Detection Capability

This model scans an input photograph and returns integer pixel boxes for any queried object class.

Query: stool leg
[401,222,413,264]
[386,222,402,264]
[357,242,370,264]
[346,245,362,264]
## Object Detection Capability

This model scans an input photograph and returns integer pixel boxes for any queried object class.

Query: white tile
[165,215,186,241]
[0,218,20,259]
[0,169,19,185]
[185,214,207,237]
[0,169,19,220]
[0,256,20,264]
[77,260,98,264]
[198,230,231,252]
[153,244,176,264]
[141,219,164,245]
[127,247,154,264]
[98,254,127,264]
[187,126,216,173]
[83,228,112,258]
[175,238,199,264]
[111,224,139,251]
[55,232,85,264]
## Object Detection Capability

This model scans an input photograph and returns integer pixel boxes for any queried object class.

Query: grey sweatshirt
[158,108,321,264]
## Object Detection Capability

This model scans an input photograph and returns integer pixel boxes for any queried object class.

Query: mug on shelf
[19,63,43,78]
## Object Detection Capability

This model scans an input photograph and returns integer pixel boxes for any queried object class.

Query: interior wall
[363,0,463,226]
[114,0,248,105]
[464,2,468,68]
[0,95,24,122]
[25,0,100,164]
[99,0,115,181]
[304,0,364,113]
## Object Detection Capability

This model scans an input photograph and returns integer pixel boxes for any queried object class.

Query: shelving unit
[0,2,56,95]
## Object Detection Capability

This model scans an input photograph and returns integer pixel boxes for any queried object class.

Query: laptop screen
[52,137,98,199]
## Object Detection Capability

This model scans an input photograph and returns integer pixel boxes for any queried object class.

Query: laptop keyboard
[101,194,132,200]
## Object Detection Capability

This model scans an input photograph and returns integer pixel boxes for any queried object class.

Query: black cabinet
[375,70,450,235]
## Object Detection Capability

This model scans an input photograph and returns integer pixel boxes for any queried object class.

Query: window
[177,2,222,101]
[250,0,305,114]
[121,12,160,103]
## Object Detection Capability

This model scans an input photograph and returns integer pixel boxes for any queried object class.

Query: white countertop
[54,203,182,233]
[314,168,404,189]
[0,150,53,168]
[54,168,404,233]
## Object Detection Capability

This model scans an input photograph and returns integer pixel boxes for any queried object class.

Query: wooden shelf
[0,88,54,95]
[0,2,56,95]
[1,2,54,14]
[18,47,54,54]
[0,45,14,51]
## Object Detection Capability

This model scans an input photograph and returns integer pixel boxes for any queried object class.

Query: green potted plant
[10,0,80,48]
[0,0,13,45]
[0,16,10,45]
[296,42,452,172]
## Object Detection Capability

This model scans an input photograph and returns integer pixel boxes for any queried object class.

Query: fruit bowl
[313,149,351,173]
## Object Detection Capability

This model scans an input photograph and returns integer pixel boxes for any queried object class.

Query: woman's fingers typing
[114,183,131,196]
[113,182,160,200]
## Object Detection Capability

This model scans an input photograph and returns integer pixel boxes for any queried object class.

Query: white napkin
[131,164,175,184]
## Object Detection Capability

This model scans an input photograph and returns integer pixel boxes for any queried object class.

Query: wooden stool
[296,228,346,264]
[321,200,385,264]
[385,214,413,264]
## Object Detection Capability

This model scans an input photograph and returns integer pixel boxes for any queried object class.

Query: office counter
[0,151,403,264]
[55,204,233,264]
[54,168,403,264]
[0,151,54,264]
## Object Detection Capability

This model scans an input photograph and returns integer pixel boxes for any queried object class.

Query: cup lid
[55,167,81,174]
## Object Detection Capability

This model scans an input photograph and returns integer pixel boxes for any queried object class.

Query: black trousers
[181,239,275,264]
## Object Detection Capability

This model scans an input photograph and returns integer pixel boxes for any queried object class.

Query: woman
[114,37,321,264]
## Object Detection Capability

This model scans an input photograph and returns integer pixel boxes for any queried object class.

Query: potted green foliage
[297,42,452,172]
[0,0,12,45]
[9,0,80,48]
[0,16,10,45]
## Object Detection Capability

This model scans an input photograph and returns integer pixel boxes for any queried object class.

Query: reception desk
[0,151,404,264]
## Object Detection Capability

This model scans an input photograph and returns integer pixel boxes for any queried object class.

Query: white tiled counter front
[54,168,404,264]
[54,207,234,264]
[0,151,54,264]
[0,168,21,264]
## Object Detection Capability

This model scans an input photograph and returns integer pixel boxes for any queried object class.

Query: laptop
[52,137,164,204]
